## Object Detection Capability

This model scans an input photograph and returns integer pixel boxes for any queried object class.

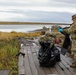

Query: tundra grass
[0,39,20,75]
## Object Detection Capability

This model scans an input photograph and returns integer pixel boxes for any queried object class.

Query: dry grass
[0,31,40,75]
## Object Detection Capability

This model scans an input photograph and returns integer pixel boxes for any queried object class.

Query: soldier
[45,31,56,48]
[58,14,76,68]
[38,31,56,48]
[60,27,71,55]
[38,30,61,63]
[38,30,46,43]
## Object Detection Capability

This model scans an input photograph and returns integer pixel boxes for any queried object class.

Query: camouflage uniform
[38,31,56,48]
[63,14,76,68]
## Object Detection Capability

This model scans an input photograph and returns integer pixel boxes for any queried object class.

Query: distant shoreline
[0,22,70,25]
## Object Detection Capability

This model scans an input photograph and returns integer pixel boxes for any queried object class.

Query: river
[0,24,70,32]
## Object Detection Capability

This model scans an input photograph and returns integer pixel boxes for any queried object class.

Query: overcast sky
[0,0,76,32]
[0,0,76,23]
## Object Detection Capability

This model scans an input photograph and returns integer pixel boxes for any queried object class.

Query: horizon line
[0,21,70,25]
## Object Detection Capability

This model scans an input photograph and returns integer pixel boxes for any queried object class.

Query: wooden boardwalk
[18,39,76,75]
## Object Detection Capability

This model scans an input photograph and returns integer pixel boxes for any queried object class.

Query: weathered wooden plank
[24,46,32,75]
[34,46,67,75]
[31,46,46,75]
[33,46,52,75]
[55,63,66,75]
[63,54,73,65]
[49,67,59,74]
[0,70,10,75]
[43,68,52,75]
[18,48,25,75]
[33,46,66,75]
[27,46,39,75]
[61,54,76,75]
[31,46,45,75]
[55,47,76,75]
[47,74,59,75]
[22,41,76,75]
[57,61,72,75]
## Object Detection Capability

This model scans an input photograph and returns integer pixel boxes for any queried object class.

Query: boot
[70,62,76,68]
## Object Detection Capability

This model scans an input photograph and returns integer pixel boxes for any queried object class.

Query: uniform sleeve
[63,26,73,34]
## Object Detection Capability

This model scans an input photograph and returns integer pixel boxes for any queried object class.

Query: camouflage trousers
[71,39,76,61]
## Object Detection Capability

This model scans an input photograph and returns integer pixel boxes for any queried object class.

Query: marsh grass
[0,33,20,75]
[0,31,40,75]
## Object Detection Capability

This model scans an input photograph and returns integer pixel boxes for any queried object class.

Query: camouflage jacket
[38,34,55,48]
[63,24,76,39]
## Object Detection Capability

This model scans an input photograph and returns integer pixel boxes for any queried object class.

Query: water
[0,24,70,32]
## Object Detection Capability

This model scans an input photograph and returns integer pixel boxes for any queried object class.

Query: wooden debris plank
[27,46,39,75]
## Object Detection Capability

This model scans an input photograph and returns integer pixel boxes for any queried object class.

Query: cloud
[0,0,76,14]
[48,0,76,7]
[0,12,27,21]
[0,0,47,7]
[0,0,75,23]
[0,0,75,9]
[25,11,73,23]
[52,0,76,4]
[1,10,72,23]
[0,0,75,7]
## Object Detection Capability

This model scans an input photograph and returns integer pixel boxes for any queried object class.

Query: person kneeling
[38,31,61,67]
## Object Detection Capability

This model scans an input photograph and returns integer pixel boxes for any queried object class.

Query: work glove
[58,28,63,32]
